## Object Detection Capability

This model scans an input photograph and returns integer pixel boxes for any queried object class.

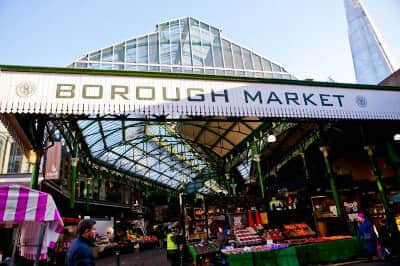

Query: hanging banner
[45,141,62,180]
[1,67,400,120]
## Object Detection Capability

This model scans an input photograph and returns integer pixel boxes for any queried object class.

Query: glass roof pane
[126,40,137,63]
[102,47,113,62]
[137,36,148,65]
[114,44,125,62]
[237,160,251,183]
[191,22,203,67]
[222,40,233,69]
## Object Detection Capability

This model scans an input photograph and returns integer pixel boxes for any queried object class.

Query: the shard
[344,0,395,84]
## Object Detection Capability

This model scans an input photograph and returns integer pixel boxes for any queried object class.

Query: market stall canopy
[1,66,400,119]
[0,184,64,259]
[2,66,400,192]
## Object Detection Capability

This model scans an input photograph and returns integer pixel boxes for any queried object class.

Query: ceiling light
[267,133,276,143]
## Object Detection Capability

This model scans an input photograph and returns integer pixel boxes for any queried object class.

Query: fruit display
[396,216,400,232]
[264,228,284,241]
[283,223,315,238]
[279,235,352,246]
[126,231,157,243]
[234,228,264,246]
[221,243,289,254]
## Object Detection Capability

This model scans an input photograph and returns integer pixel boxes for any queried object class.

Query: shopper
[65,219,97,266]
[376,219,393,261]
[357,213,377,262]
[166,227,179,266]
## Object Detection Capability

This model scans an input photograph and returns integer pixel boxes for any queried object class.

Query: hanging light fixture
[394,133,400,141]
[267,131,277,143]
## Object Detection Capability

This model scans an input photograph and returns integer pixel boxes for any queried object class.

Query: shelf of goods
[234,227,264,246]
[191,208,206,240]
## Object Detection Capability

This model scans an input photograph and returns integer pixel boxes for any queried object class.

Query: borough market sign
[1,65,400,120]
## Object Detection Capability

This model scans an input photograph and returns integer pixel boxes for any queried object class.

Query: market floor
[324,256,400,266]
[96,248,190,266]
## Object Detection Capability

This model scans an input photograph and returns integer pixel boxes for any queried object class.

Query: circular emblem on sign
[15,82,36,98]
[355,95,367,108]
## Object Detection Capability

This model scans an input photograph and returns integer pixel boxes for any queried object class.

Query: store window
[7,141,23,173]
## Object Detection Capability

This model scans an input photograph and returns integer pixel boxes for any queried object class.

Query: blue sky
[0,0,398,83]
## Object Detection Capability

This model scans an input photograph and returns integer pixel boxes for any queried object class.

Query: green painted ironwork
[70,140,78,209]
[320,146,343,218]
[30,153,40,190]
[86,180,91,212]
[364,146,391,213]
[254,140,265,199]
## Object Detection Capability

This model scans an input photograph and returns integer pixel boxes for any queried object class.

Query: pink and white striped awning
[0,185,64,259]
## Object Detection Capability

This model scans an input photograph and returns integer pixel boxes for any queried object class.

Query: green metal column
[300,152,310,179]
[320,146,343,218]
[70,140,78,209]
[225,173,232,196]
[254,141,265,199]
[30,150,40,189]
[364,145,390,213]
[86,179,91,212]
[386,142,400,186]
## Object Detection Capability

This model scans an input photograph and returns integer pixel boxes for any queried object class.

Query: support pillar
[86,179,91,212]
[364,145,390,214]
[29,150,41,189]
[225,173,232,197]
[320,146,343,218]
[179,193,186,243]
[300,152,310,180]
[386,142,400,187]
[254,140,265,199]
[70,140,78,209]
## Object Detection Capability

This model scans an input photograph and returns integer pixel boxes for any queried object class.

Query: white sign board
[1,69,400,120]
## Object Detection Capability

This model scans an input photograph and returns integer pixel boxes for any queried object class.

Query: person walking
[65,219,97,266]
[166,227,179,266]
[357,213,377,262]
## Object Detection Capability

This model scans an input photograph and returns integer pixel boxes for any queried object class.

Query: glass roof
[78,119,214,189]
[69,18,296,192]
[70,17,296,79]
[236,160,251,184]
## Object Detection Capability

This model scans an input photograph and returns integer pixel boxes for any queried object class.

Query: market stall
[182,200,365,266]
[222,236,364,266]
[55,217,80,264]
[0,185,64,266]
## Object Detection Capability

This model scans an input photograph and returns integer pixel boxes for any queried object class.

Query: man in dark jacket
[66,219,97,266]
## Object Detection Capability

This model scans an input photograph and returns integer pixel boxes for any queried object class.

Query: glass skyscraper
[70,17,295,80]
[344,0,395,84]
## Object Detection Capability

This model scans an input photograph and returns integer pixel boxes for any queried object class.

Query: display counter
[295,238,363,265]
[188,242,219,265]
[224,238,363,266]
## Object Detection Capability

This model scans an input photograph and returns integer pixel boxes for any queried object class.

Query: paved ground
[96,248,175,266]
[333,257,400,266]
[96,249,400,266]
